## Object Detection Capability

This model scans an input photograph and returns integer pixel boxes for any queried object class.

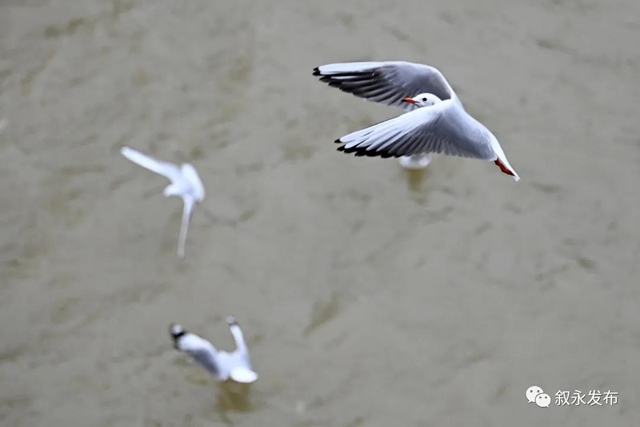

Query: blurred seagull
[169,317,258,384]
[313,61,520,181]
[120,146,205,258]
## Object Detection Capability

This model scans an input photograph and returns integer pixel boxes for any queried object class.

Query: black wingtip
[334,138,342,144]
[336,145,399,159]
[312,67,321,76]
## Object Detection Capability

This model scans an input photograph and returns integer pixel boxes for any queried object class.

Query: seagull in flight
[169,317,258,384]
[313,61,520,181]
[120,146,205,258]
[396,93,443,169]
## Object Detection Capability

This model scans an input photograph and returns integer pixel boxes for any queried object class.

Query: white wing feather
[121,146,181,182]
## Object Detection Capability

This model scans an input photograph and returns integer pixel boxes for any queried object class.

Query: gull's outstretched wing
[121,146,181,182]
[175,333,221,377]
[176,196,195,259]
[313,61,458,112]
[336,100,495,160]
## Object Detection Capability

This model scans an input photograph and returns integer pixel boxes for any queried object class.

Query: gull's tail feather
[230,367,258,383]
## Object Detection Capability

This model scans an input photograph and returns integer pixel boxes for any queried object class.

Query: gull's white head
[169,323,186,349]
[402,93,443,108]
[169,323,184,335]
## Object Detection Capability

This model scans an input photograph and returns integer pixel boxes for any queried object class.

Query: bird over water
[120,146,205,258]
[169,317,258,384]
[313,61,520,181]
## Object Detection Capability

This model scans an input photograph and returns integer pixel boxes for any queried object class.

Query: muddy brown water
[1,0,640,426]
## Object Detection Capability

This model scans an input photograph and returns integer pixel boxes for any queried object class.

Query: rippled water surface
[1,0,640,426]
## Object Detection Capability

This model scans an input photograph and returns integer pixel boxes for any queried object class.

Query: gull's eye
[422,98,427,102]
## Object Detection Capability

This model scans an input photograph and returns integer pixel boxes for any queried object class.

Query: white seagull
[313,61,520,181]
[397,93,442,169]
[169,317,258,384]
[120,146,205,259]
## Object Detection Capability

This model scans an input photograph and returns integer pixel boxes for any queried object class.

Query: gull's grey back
[436,103,497,160]
[186,347,221,378]
[170,325,222,379]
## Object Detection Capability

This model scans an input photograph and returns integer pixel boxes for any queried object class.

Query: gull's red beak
[402,97,416,104]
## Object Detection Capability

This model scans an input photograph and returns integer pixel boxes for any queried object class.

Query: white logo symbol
[526,385,544,404]
[535,393,551,408]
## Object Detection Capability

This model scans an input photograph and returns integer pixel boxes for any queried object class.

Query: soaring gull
[313,61,520,181]
[169,316,258,384]
[120,146,205,258]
